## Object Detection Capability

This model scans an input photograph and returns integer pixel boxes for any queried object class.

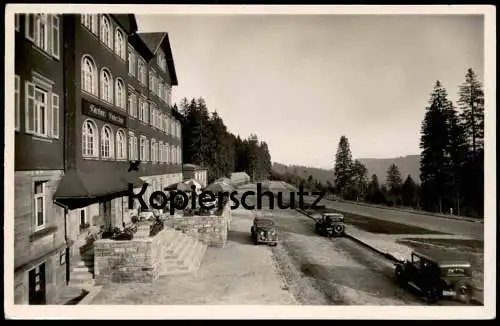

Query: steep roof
[137,32,179,86]
[112,14,138,34]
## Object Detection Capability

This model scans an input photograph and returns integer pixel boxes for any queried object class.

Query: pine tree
[367,174,382,203]
[351,160,368,201]
[401,175,418,207]
[457,68,484,155]
[419,81,454,213]
[386,164,403,206]
[333,136,353,197]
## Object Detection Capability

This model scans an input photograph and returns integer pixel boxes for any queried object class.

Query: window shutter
[47,93,53,138]
[25,81,35,134]
[51,15,60,58]
[25,14,35,41]
[149,106,153,125]
[52,94,60,138]
[15,75,20,131]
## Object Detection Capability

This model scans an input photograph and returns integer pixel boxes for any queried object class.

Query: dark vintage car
[315,213,345,237]
[251,216,278,246]
[394,248,475,304]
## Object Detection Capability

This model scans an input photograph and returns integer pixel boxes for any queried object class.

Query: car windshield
[255,218,275,227]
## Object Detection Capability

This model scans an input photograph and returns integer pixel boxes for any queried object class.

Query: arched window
[100,15,112,48]
[82,119,98,158]
[115,78,125,109]
[81,55,98,96]
[100,125,114,159]
[114,28,126,59]
[128,132,136,161]
[128,92,137,118]
[116,129,126,160]
[100,68,113,103]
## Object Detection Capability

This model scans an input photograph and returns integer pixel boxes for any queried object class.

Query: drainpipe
[54,200,71,285]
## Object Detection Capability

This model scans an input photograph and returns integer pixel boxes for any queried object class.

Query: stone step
[165,234,189,257]
[164,231,184,255]
[175,238,196,264]
[188,242,207,273]
[179,240,201,267]
[73,260,94,268]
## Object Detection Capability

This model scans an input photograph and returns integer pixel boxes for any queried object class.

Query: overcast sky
[136,14,484,170]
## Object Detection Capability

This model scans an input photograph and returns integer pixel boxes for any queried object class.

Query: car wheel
[395,266,405,284]
[424,286,442,304]
[333,224,345,236]
[454,280,473,304]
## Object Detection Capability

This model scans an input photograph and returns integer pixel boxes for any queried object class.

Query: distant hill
[358,155,421,184]
[272,162,335,185]
[272,154,421,186]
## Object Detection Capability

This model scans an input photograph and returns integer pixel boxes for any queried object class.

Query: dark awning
[53,169,145,210]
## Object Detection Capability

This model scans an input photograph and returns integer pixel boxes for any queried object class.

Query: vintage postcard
[3,4,496,320]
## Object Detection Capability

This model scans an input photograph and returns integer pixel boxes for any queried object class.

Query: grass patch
[398,238,484,254]
[312,207,448,235]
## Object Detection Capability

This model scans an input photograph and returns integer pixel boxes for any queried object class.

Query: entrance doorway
[99,200,112,231]
[28,262,46,305]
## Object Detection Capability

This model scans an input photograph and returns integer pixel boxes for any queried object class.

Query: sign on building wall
[82,99,127,128]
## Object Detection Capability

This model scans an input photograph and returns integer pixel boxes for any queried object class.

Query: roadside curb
[333,199,483,224]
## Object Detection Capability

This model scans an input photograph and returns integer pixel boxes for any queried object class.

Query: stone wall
[167,204,232,248]
[93,222,169,285]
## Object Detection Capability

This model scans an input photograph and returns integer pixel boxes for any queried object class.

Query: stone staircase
[159,228,207,277]
[69,243,95,289]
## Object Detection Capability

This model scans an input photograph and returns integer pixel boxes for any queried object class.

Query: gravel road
[239,182,473,305]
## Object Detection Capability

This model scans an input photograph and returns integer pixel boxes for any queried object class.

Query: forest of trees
[178,97,272,184]
[270,68,484,218]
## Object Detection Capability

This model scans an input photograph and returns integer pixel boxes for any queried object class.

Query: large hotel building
[13,13,183,304]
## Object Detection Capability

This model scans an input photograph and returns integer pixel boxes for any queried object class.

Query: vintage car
[394,248,474,303]
[315,213,345,237]
[251,216,278,246]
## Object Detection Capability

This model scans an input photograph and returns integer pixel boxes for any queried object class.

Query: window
[51,93,60,139]
[82,119,98,158]
[170,119,175,138]
[166,85,172,106]
[28,262,46,304]
[128,92,137,118]
[177,146,182,164]
[15,75,20,131]
[139,98,149,124]
[100,15,113,49]
[81,55,98,96]
[151,139,157,163]
[149,70,156,94]
[158,79,164,100]
[129,132,138,161]
[116,129,127,160]
[138,59,147,85]
[140,136,146,161]
[34,181,47,230]
[150,104,155,127]
[128,46,136,76]
[165,143,170,163]
[28,86,48,137]
[145,138,150,161]
[80,209,89,229]
[15,14,20,31]
[100,69,113,103]
[100,125,114,159]
[114,28,126,60]
[158,141,164,163]
[171,145,176,164]
[81,14,98,34]
[157,51,167,72]
[115,78,126,109]
[25,14,60,59]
